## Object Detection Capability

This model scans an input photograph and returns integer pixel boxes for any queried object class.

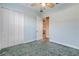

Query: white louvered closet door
[1,8,24,49]
[0,8,3,50]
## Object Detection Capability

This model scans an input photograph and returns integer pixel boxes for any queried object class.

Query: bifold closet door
[0,8,3,49]
[1,8,24,49]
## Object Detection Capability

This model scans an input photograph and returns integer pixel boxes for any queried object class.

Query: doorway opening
[42,16,49,43]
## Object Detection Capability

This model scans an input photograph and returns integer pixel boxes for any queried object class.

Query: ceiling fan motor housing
[40,9,43,12]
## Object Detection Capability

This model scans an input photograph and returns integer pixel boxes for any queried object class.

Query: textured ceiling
[20,3,79,13]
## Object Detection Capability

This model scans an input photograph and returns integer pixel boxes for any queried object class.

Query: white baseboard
[0,39,36,49]
[50,40,79,50]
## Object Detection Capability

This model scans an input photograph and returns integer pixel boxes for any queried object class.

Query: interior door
[36,16,43,41]
[36,16,49,43]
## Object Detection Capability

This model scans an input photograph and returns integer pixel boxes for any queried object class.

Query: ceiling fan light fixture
[31,3,57,12]
[40,9,43,12]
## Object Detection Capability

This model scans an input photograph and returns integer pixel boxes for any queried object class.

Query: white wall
[44,4,79,49]
[24,13,37,42]
[24,4,41,42]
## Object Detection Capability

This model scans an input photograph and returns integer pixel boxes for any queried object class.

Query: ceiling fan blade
[31,3,37,6]
[31,3,42,8]
[46,3,55,8]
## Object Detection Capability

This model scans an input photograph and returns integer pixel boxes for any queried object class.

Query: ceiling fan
[31,3,59,12]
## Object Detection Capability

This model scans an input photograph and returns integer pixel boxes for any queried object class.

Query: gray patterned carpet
[0,40,79,56]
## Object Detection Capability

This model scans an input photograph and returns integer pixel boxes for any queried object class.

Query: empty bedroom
[0,3,79,56]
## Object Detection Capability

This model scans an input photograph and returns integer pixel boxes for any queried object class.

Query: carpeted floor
[0,40,79,56]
